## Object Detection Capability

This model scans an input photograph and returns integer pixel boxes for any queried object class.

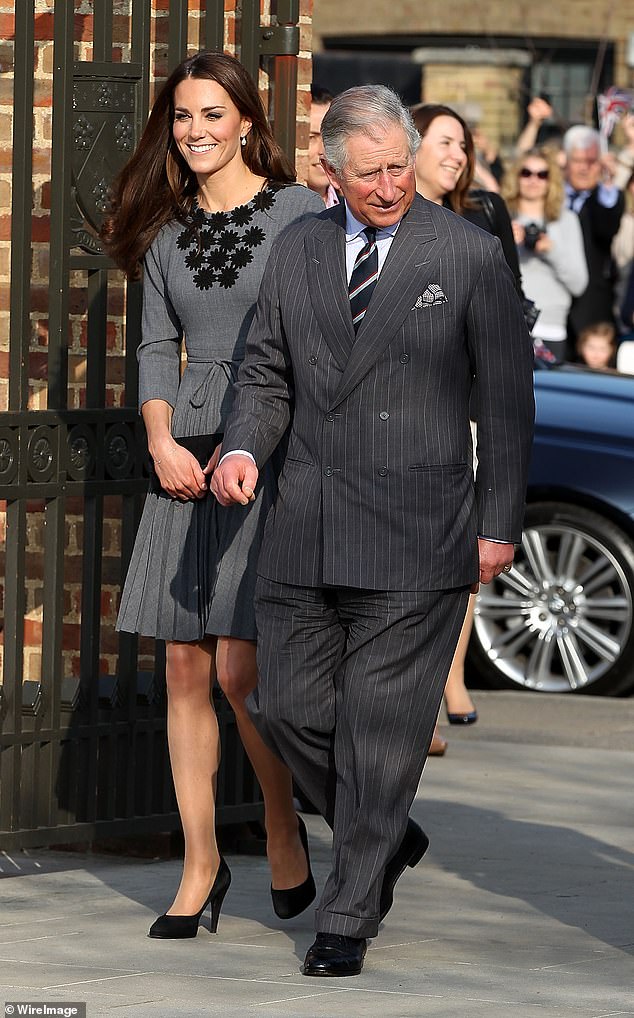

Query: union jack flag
[597,86,633,146]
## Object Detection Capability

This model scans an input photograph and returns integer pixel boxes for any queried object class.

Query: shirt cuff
[478,534,513,544]
[597,183,620,208]
[218,449,256,467]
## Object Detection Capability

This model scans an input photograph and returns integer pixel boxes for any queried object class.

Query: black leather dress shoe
[303,933,367,977]
[380,818,429,921]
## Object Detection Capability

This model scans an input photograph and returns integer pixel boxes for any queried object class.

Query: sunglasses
[520,167,549,180]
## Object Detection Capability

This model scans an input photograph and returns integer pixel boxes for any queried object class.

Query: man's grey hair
[321,85,420,173]
[563,125,601,155]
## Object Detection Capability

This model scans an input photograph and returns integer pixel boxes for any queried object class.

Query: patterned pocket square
[412,284,448,309]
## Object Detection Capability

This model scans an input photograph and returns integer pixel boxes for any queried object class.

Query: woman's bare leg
[443,594,477,715]
[216,637,308,890]
[165,637,220,915]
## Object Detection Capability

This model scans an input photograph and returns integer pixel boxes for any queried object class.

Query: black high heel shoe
[271,816,316,920]
[148,857,231,939]
[446,706,478,725]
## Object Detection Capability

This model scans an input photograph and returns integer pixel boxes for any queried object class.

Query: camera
[524,222,544,251]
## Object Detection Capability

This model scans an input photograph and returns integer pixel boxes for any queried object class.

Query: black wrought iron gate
[0,0,302,850]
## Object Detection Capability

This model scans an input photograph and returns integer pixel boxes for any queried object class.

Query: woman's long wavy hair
[409,103,477,214]
[101,51,296,279]
[501,146,565,223]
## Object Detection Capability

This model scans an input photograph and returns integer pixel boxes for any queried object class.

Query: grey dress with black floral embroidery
[116,183,323,641]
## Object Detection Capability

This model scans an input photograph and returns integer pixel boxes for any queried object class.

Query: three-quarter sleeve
[137,232,183,410]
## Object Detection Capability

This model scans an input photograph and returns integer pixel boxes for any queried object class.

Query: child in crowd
[576,322,617,369]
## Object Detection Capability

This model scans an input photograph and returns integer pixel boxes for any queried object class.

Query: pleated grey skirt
[116,461,276,643]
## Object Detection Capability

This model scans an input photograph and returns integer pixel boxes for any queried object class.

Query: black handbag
[149,433,223,493]
[521,297,540,333]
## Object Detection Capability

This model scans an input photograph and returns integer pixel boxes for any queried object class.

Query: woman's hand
[152,437,208,501]
[601,152,617,185]
[534,232,552,254]
[511,220,525,246]
[203,441,222,479]
[621,112,634,149]
[142,398,207,501]
[526,96,553,125]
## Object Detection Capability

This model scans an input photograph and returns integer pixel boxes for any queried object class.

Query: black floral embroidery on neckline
[252,188,278,212]
[231,204,254,227]
[178,183,283,291]
[205,210,231,230]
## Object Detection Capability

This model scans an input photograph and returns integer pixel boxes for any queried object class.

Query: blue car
[470,364,634,696]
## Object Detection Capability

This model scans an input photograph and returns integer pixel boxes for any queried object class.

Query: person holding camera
[502,146,588,361]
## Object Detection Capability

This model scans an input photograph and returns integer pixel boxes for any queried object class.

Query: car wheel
[469,502,634,695]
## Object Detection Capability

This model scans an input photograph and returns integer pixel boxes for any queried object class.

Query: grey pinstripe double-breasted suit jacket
[222,193,535,592]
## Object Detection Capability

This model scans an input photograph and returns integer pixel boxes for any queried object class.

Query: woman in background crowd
[410,103,523,754]
[503,146,588,362]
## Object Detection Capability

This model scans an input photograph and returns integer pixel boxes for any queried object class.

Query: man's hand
[211,453,259,506]
[471,538,514,592]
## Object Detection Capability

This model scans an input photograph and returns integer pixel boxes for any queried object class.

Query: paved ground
[1,691,633,1018]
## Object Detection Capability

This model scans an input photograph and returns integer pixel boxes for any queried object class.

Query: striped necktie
[349,227,378,332]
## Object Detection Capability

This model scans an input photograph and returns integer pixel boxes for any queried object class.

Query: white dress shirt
[344,206,399,281]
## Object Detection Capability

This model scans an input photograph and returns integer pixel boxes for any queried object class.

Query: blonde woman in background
[502,146,588,361]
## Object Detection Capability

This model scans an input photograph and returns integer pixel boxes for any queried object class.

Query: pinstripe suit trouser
[250,577,470,939]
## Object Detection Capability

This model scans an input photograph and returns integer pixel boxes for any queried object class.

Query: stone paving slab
[0,692,633,1017]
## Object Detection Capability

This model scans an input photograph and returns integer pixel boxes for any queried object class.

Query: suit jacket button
[324,467,333,476]
[379,411,389,420]
[377,466,388,476]
[309,355,317,364]
[326,412,335,422]
[399,353,409,363]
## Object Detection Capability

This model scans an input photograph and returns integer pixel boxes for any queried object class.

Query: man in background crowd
[564,125,624,353]
[307,85,340,207]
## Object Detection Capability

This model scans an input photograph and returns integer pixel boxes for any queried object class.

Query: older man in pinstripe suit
[212,85,534,977]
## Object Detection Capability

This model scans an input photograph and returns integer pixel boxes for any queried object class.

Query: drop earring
[240,135,247,147]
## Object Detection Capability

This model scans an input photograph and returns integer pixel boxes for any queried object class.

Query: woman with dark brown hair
[411,103,522,291]
[410,103,522,755]
[103,51,322,939]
